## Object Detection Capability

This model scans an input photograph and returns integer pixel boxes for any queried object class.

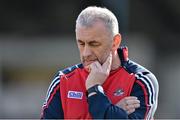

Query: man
[41,6,159,119]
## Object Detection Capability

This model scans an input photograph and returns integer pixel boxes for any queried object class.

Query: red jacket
[60,66,135,118]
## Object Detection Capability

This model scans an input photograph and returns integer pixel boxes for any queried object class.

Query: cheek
[77,46,83,58]
[96,48,111,63]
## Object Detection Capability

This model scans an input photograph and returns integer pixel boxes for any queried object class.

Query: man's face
[76,21,113,67]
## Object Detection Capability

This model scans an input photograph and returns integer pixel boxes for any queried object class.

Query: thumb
[102,53,112,73]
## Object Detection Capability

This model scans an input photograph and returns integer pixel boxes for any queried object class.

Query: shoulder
[61,63,84,75]
[56,63,84,80]
[49,63,84,87]
[122,60,159,91]
[43,64,83,106]
[50,64,83,87]
[118,46,158,90]
[118,46,159,93]
[53,63,84,81]
[49,63,83,90]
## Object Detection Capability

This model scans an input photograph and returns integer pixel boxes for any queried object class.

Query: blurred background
[0,0,180,118]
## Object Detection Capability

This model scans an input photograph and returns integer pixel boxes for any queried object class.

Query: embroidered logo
[113,88,124,96]
[68,91,83,99]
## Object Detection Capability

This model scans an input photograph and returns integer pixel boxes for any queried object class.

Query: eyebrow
[89,40,99,43]
[77,39,84,43]
[77,40,99,43]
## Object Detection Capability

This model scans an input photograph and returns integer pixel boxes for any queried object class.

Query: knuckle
[125,105,129,110]
[124,97,128,101]
[135,104,140,108]
[130,108,135,113]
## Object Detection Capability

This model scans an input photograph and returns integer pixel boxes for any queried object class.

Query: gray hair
[76,6,119,37]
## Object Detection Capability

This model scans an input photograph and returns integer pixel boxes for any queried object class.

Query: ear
[112,33,121,52]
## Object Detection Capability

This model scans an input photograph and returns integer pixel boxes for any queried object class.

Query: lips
[83,60,95,66]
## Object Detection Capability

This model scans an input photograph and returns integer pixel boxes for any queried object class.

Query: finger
[102,53,112,72]
[127,108,135,115]
[116,103,126,110]
[89,62,97,70]
[116,101,124,106]
[124,96,138,100]
[126,103,140,110]
[116,96,137,106]
[85,65,91,72]
[126,104,134,110]
[94,61,102,70]
[133,103,140,108]
[126,99,140,105]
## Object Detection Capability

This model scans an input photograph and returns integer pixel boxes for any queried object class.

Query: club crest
[113,88,124,96]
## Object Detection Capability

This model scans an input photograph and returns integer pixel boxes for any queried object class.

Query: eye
[89,41,101,47]
[79,42,85,46]
[77,40,85,46]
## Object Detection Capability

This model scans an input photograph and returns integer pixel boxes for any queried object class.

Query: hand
[116,96,140,115]
[86,53,112,89]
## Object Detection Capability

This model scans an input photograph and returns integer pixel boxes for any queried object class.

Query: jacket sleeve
[87,87,128,119]
[128,72,159,119]
[40,73,64,119]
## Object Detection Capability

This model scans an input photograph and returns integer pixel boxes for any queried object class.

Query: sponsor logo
[68,91,83,99]
[113,88,124,96]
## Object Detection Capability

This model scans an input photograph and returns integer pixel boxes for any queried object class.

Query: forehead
[76,21,111,41]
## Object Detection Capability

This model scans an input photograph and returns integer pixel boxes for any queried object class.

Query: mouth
[83,60,95,66]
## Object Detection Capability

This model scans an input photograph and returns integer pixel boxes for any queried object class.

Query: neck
[111,50,121,70]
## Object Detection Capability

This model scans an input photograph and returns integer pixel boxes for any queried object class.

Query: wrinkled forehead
[76,19,112,37]
[76,17,105,27]
[75,23,113,45]
[76,20,111,35]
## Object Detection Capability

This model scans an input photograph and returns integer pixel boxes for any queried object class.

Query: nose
[83,45,92,57]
